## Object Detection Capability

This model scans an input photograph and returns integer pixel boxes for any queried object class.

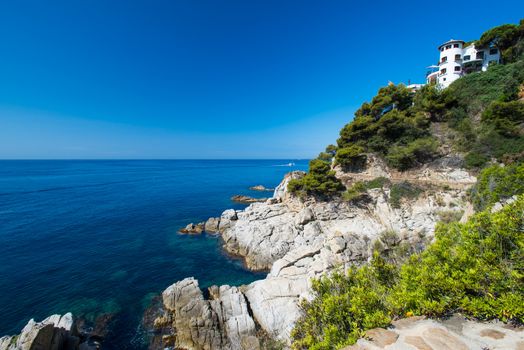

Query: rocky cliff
[153,156,479,349]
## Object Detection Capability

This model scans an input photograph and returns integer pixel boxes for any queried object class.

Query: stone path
[342,315,524,350]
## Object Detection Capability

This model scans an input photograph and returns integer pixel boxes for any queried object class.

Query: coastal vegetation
[290,20,524,350]
[291,195,524,350]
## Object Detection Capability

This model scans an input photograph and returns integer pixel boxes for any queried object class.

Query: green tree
[335,145,367,170]
[288,159,345,198]
[477,21,524,63]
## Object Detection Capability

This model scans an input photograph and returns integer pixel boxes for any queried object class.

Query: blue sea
[0,159,308,349]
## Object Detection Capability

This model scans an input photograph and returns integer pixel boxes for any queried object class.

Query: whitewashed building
[426,39,501,88]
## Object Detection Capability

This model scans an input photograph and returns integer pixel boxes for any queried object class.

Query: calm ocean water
[0,159,308,349]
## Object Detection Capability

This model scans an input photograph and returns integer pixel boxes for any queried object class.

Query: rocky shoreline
[147,156,494,349]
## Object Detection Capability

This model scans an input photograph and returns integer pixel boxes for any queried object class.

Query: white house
[426,39,501,88]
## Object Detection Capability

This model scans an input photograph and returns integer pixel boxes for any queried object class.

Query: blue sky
[0,1,522,159]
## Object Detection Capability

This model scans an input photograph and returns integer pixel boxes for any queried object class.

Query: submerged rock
[230,195,267,204]
[249,185,274,192]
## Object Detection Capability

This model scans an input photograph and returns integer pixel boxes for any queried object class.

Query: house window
[446,45,451,49]
[440,68,447,75]
[464,55,471,61]
[441,56,447,63]
[476,51,485,59]
[455,54,461,60]
[489,48,498,55]
[453,43,459,48]
[454,66,461,72]
[440,47,444,52]
[443,78,447,81]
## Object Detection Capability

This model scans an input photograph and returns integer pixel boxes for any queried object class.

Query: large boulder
[205,217,220,233]
[161,278,258,350]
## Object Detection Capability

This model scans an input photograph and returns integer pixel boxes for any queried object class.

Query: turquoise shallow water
[0,159,308,349]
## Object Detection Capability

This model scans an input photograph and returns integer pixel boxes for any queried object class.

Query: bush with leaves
[482,100,524,137]
[470,162,524,210]
[335,145,367,170]
[389,196,524,321]
[288,159,345,198]
[386,138,439,171]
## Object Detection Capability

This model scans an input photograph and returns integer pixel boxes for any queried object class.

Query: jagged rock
[0,313,79,350]
[294,207,314,226]
[273,171,305,202]
[215,285,258,349]
[162,278,224,349]
[179,222,205,234]
[205,217,220,233]
[0,337,13,350]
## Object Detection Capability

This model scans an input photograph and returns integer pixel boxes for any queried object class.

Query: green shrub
[413,84,457,121]
[342,181,366,202]
[288,159,345,198]
[335,145,367,170]
[389,182,423,208]
[482,100,524,137]
[365,176,390,189]
[389,197,524,321]
[470,162,524,210]
[386,138,438,171]
[464,151,489,169]
[292,196,524,349]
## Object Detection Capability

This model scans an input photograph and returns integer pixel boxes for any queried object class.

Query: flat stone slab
[347,315,524,350]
